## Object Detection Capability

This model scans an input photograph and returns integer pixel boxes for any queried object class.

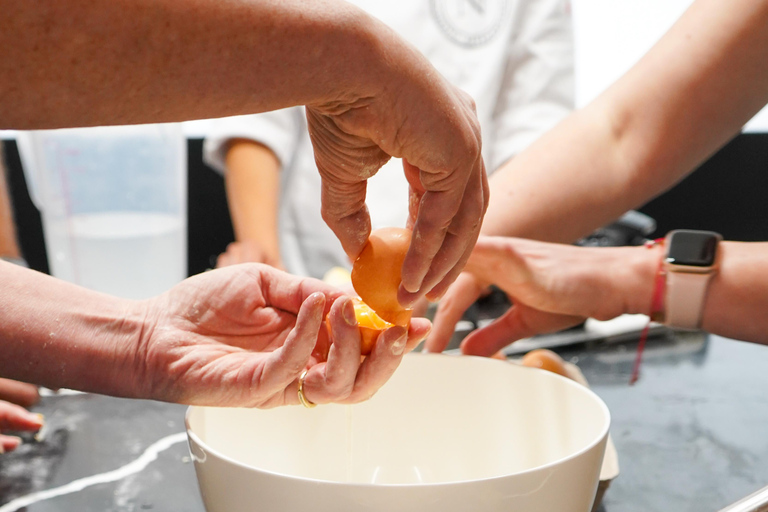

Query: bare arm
[0,146,21,260]
[455,238,768,356]
[0,261,144,395]
[427,0,768,352]
[482,0,768,242]
[0,261,431,405]
[1,0,487,302]
[0,0,383,128]
[218,139,283,268]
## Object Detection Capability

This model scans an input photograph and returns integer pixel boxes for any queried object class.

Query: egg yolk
[325,297,393,356]
[353,297,393,355]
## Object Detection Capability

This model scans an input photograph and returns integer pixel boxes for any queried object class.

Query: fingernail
[342,298,357,326]
[388,326,407,355]
[31,413,45,427]
[397,286,418,308]
[309,292,326,308]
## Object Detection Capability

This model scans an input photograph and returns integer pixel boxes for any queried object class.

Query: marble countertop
[2,332,767,512]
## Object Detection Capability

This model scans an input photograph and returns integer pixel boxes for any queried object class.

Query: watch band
[664,269,714,329]
[661,229,721,330]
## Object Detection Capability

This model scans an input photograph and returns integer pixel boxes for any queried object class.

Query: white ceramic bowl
[186,353,610,512]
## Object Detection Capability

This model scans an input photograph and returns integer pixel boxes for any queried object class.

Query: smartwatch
[663,229,722,330]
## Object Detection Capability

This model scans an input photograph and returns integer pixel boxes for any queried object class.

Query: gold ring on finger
[297,369,316,409]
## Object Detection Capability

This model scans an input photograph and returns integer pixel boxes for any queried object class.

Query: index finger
[400,154,488,302]
[258,266,345,316]
[425,272,487,353]
[0,401,44,432]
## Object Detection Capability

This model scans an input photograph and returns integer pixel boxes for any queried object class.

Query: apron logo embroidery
[430,0,511,48]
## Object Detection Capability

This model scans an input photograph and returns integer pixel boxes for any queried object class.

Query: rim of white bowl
[184,353,612,488]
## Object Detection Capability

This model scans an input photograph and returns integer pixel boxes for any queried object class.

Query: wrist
[50,295,147,397]
[661,230,722,329]
[304,10,389,115]
[64,298,149,398]
[0,263,147,396]
[623,241,666,317]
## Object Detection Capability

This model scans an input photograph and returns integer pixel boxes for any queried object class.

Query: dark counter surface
[2,332,768,512]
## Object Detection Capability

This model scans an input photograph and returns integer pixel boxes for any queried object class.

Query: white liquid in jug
[44,211,186,300]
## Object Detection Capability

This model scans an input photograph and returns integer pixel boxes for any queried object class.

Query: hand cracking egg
[325,227,413,356]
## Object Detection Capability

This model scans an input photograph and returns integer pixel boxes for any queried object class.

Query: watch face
[666,230,722,267]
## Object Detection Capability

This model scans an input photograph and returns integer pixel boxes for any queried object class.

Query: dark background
[3,134,768,278]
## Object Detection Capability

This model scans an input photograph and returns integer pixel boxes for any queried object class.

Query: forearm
[701,242,768,344]
[225,140,281,260]
[0,0,398,129]
[0,148,21,259]
[481,110,634,242]
[0,261,144,395]
[482,0,768,243]
[619,241,768,344]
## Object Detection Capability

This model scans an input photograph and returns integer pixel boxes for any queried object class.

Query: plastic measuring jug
[16,124,187,299]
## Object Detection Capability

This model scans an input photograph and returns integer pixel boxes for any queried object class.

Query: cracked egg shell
[351,227,413,327]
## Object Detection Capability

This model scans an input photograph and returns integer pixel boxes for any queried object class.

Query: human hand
[0,378,40,408]
[216,240,284,270]
[423,272,488,354]
[306,48,488,306]
[1,400,44,454]
[430,236,657,357]
[134,264,431,408]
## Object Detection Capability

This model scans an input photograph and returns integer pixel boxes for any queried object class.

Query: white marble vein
[0,432,187,512]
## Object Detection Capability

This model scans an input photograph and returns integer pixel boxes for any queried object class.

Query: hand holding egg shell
[326,227,420,356]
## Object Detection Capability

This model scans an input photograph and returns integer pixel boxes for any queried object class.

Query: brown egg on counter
[521,349,570,378]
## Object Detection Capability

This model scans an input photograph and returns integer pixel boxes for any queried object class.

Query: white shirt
[205,0,574,279]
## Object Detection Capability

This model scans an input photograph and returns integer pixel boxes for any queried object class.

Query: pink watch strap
[664,270,714,329]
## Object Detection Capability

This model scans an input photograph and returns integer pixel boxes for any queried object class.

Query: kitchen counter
[2,332,768,512]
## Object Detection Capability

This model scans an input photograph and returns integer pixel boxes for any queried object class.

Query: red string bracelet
[629,238,666,385]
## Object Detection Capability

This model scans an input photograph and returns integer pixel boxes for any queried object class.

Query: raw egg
[324,297,393,356]
[352,298,394,355]
[521,349,569,378]
[351,227,413,327]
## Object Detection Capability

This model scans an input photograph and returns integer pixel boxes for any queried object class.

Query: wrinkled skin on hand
[307,67,488,308]
[135,264,430,408]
